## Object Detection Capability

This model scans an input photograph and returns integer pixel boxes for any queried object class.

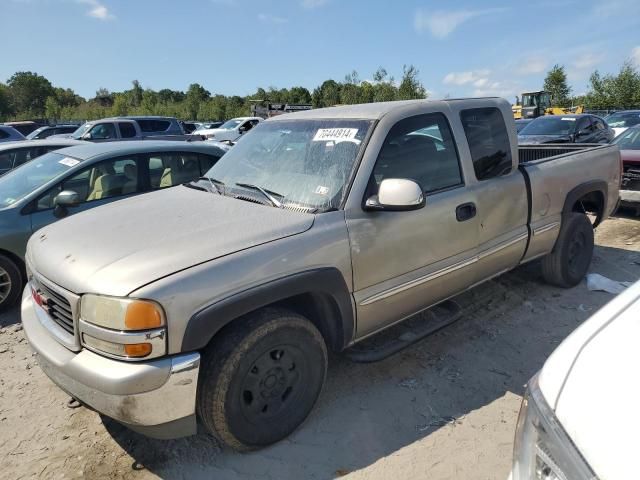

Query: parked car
[0,139,84,175]
[0,140,228,311]
[612,125,640,213]
[21,98,620,449]
[510,279,640,480]
[200,121,224,130]
[605,109,640,137]
[26,125,80,140]
[0,125,26,143]
[2,121,43,136]
[55,116,187,142]
[194,116,262,141]
[180,121,202,134]
[515,118,533,133]
[518,114,614,144]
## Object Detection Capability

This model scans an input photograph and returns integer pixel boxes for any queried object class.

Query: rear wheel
[197,308,327,451]
[541,213,594,288]
[0,255,22,313]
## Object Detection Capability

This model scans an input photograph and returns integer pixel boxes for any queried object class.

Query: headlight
[512,374,597,480]
[79,294,166,360]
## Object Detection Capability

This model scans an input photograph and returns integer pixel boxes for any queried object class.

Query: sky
[3,0,640,102]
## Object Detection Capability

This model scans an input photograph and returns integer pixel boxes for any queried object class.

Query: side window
[199,153,221,174]
[370,113,463,194]
[36,156,139,210]
[576,117,592,133]
[118,122,137,138]
[593,118,605,130]
[0,130,9,140]
[148,152,201,189]
[460,108,512,180]
[138,120,170,132]
[0,150,12,173]
[89,123,117,140]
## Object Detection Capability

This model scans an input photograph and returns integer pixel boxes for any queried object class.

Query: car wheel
[197,308,327,451]
[541,213,594,288]
[0,255,22,313]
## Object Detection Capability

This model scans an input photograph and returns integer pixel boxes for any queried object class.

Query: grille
[38,282,74,335]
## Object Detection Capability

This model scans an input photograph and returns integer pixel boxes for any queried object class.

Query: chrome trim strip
[360,233,528,306]
[79,319,167,360]
[533,221,561,236]
[360,257,478,306]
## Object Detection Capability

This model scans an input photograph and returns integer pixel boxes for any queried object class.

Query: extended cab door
[345,109,480,338]
[454,104,529,286]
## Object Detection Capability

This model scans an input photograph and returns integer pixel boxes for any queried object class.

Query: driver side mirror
[365,178,425,211]
[82,132,92,140]
[53,190,81,218]
[238,126,247,134]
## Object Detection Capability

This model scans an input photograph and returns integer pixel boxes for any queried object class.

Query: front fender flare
[181,268,355,352]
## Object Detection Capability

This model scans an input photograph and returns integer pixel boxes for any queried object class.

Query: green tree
[129,80,144,107]
[45,96,62,120]
[397,65,427,100]
[0,83,12,121]
[185,83,210,119]
[111,94,129,116]
[543,64,571,107]
[6,71,54,118]
[586,62,640,109]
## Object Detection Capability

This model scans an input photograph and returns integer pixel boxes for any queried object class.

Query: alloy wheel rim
[0,266,11,304]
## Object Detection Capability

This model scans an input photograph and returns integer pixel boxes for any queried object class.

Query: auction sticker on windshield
[58,157,80,167]
[313,128,358,142]
[561,117,576,121]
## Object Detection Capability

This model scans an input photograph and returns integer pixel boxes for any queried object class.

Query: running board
[343,300,462,363]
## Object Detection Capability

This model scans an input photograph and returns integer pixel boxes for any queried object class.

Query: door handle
[456,202,477,222]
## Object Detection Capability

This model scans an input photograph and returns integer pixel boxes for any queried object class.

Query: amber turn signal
[125,301,163,330]
[124,343,153,357]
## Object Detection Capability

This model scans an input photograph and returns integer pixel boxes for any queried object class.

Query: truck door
[345,112,480,337]
[457,107,529,286]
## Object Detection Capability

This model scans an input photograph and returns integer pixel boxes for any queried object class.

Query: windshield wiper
[195,176,225,195]
[235,182,283,208]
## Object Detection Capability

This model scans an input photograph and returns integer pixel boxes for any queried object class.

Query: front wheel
[0,255,22,313]
[197,308,327,451]
[541,213,594,288]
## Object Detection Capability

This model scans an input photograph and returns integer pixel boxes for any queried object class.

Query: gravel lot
[1,216,639,480]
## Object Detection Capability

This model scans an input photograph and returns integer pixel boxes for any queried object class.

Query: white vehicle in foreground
[193,116,262,142]
[510,279,640,479]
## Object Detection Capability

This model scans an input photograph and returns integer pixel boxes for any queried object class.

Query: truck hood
[517,134,573,145]
[621,149,640,166]
[27,186,315,296]
[539,280,640,479]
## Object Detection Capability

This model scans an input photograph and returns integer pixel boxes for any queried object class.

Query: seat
[86,174,119,200]
[122,164,138,194]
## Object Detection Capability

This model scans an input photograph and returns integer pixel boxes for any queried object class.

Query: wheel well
[571,190,605,227]
[0,249,26,282]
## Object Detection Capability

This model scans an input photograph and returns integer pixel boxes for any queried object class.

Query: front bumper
[21,287,200,439]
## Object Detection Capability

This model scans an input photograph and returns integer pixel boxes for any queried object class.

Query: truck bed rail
[518,144,607,165]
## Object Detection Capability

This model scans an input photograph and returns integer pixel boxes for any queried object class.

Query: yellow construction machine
[512,91,583,119]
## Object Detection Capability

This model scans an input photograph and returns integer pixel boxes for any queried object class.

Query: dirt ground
[1,216,639,480]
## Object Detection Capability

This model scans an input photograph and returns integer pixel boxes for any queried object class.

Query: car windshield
[519,116,577,136]
[219,119,243,130]
[70,123,92,139]
[204,119,373,211]
[605,112,640,128]
[0,151,79,209]
[26,127,47,140]
[612,127,640,150]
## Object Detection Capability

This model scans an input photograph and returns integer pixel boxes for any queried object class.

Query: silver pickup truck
[21,98,621,451]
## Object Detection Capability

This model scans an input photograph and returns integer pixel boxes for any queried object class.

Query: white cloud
[77,0,114,20]
[301,0,328,8]
[572,52,604,70]
[631,46,640,67]
[258,13,288,24]
[515,56,547,75]
[414,8,506,39]
[443,69,491,86]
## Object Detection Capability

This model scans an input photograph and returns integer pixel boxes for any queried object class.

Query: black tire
[541,213,594,288]
[197,308,327,451]
[0,255,22,313]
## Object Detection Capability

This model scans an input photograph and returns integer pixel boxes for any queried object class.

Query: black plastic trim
[562,180,608,227]
[181,268,355,353]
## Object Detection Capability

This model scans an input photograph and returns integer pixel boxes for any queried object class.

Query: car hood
[539,280,640,479]
[27,187,315,296]
[518,134,573,145]
[612,127,628,137]
[621,149,640,165]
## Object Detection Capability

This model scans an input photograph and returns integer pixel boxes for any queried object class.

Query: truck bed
[518,143,612,164]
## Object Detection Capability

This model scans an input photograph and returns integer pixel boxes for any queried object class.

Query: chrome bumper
[21,287,200,439]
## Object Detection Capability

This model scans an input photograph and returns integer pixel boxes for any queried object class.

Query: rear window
[460,108,512,180]
[137,120,171,132]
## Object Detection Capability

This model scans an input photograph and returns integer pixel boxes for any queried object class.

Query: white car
[193,116,262,142]
[605,110,640,138]
[510,279,640,479]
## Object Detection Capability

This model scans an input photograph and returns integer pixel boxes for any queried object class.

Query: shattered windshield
[204,119,372,211]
